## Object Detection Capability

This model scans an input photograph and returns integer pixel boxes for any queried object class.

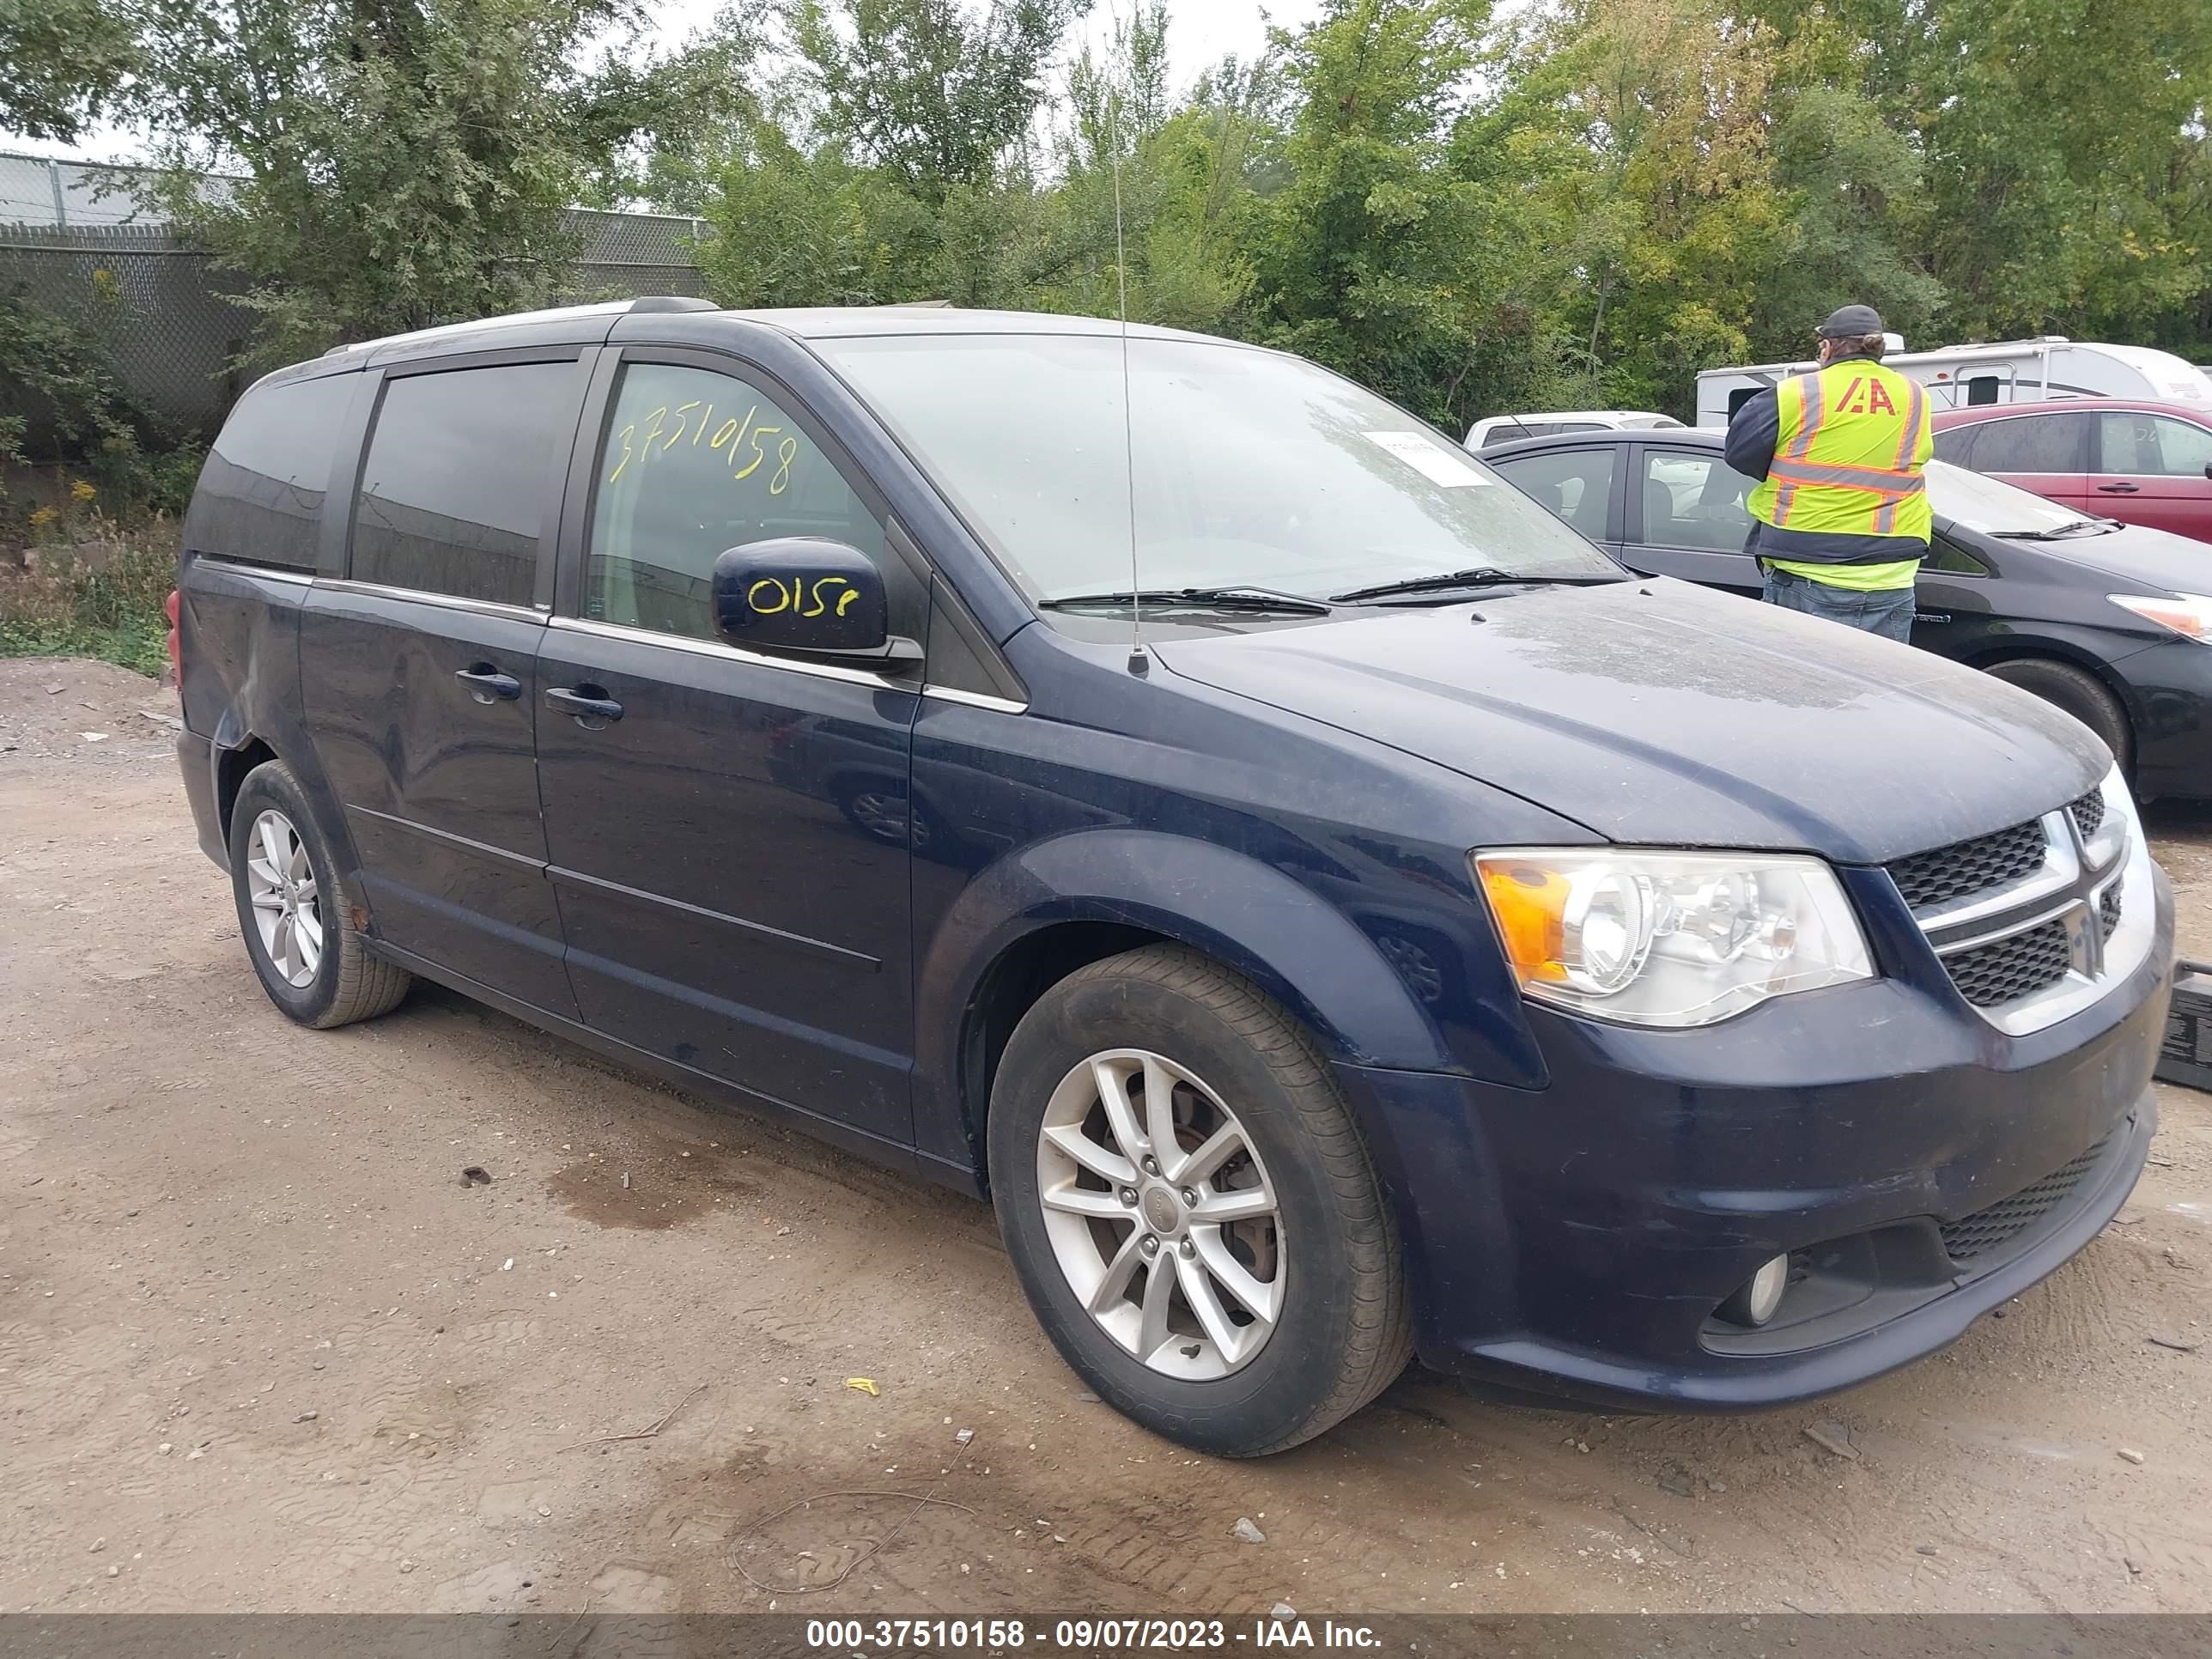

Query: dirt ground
[3,655,2209,1618]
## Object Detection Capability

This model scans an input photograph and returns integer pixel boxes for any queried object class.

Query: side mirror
[712,538,920,667]
[2203,461,2211,481]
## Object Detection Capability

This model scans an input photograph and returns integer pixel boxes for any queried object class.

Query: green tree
[787,0,1091,201]
[0,0,138,143]
[695,118,936,306]
[1247,0,1497,422]
[133,0,676,364]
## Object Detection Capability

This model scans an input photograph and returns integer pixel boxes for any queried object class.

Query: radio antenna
[1109,57,1147,677]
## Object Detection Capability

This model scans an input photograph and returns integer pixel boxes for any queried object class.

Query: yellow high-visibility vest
[1747,360,1933,543]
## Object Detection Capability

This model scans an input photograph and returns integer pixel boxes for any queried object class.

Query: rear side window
[188,374,356,570]
[1932,423,1982,465]
[1966,413,2084,474]
[350,362,574,606]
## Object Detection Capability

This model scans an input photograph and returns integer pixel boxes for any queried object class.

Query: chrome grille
[2069,789,2106,843]
[1946,919,2071,1007]
[1887,820,2046,910]
[1886,780,2139,1035]
[1940,1133,2111,1261]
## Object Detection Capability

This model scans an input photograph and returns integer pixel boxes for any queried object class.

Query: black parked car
[1483,428,2212,800]
[173,301,2169,1455]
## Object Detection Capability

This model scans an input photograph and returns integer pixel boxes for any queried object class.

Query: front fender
[910,827,1462,1178]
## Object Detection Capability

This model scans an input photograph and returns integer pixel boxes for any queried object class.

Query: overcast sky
[3,0,1318,166]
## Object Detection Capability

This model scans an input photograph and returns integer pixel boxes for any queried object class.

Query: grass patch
[0,532,177,679]
[0,616,168,678]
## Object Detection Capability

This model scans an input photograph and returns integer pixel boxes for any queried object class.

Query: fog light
[1718,1254,1790,1328]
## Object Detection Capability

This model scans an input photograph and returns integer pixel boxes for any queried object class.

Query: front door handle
[454,663,522,703]
[546,684,624,724]
[2097,482,2141,494]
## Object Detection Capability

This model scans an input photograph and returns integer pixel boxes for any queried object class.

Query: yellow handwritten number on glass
[769,435,799,495]
[733,423,781,481]
[605,422,635,484]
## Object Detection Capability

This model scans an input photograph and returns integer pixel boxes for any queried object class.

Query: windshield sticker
[1364,429,1493,486]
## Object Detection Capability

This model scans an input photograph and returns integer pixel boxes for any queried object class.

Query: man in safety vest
[1723,303,1932,641]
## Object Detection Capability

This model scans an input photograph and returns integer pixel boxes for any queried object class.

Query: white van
[1694,338,2212,428]
[1465,410,1683,449]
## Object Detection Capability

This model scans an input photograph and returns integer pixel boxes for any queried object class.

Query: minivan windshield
[820,332,1622,603]
[1927,459,2109,535]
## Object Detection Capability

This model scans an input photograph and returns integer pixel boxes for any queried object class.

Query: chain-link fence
[1,152,710,447]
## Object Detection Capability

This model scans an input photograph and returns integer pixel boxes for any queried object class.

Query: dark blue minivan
[173,299,2173,1455]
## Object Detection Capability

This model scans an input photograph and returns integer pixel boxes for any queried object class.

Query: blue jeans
[1761,566,1916,641]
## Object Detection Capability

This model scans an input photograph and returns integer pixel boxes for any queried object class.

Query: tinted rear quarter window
[350,362,574,606]
[187,373,357,570]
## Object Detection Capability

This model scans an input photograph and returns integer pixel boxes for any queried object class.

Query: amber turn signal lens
[1477,859,1571,985]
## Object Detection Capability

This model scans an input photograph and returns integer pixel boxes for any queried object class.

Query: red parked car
[1933,399,2212,544]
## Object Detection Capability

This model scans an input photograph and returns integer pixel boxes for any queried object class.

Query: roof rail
[628,295,719,313]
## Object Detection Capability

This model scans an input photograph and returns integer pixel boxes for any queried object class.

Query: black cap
[1817,303,1886,339]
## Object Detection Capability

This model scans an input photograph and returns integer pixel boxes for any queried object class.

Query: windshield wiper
[1036,586,1334,616]
[1990,518,2115,541]
[1329,567,1622,603]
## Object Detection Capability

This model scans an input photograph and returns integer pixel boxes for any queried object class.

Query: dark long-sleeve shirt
[1721,374,1929,567]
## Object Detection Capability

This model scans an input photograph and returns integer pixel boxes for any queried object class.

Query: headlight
[1472,848,1875,1028]
[2107,592,2212,642]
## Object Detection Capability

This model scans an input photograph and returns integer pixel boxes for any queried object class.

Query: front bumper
[2116,636,2212,801]
[1343,866,2172,1412]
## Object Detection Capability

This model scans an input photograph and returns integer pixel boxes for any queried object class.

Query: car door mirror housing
[713,538,918,666]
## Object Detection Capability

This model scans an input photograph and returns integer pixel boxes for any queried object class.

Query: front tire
[1984,658,2132,773]
[988,945,1412,1455]
[228,760,411,1029]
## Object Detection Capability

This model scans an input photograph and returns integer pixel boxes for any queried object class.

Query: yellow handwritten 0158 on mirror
[745,575,861,618]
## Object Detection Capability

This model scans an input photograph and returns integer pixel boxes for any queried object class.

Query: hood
[2013,520,2212,596]
[1156,579,2106,865]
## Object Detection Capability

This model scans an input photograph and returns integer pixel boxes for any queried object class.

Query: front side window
[1967,412,2086,474]
[1487,447,1618,543]
[584,362,892,642]
[351,362,573,606]
[820,334,1619,601]
[2098,411,2212,477]
[1634,449,1754,553]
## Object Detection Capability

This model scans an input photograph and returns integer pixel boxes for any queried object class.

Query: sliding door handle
[545,685,624,724]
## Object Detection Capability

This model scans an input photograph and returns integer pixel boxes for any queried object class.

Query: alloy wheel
[244,809,324,988]
[1033,1048,1283,1379]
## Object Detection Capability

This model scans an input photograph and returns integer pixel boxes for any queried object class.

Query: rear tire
[988,945,1412,1456]
[228,760,411,1029]
[1984,659,2132,772]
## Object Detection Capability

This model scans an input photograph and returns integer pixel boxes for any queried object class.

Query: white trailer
[1693,337,2212,428]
